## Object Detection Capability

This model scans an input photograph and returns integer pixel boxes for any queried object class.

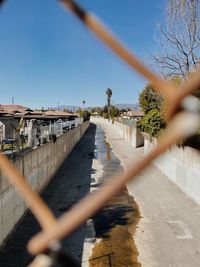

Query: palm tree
[106,88,112,107]
[82,100,86,109]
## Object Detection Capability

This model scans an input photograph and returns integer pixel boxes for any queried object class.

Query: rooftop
[0,105,77,119]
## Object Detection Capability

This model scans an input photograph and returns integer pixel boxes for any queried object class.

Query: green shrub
[137,109,166,137]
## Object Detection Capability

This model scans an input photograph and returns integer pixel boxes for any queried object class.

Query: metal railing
[1,0,200,266]
[114,117,137,127]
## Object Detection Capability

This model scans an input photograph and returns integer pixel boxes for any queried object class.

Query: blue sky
[0,0,165,109]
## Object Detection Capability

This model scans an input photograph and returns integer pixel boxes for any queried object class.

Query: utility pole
[57,102,60,110]
[12,97,15,105]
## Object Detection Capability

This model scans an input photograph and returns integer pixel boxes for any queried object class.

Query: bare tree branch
[153,0,200,79]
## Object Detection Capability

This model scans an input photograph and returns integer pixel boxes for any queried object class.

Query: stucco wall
[143,133,200,205]
[0,121,89,245]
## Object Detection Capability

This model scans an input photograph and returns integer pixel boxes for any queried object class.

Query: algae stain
[105,140,112,161]
[89,188,141,267]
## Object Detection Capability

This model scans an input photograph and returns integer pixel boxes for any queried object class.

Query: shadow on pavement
[0,123,97,267]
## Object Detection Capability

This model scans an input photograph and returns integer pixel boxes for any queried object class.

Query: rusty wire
[1,0,200,265]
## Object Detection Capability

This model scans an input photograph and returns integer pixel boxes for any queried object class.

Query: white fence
[23,118,83,147]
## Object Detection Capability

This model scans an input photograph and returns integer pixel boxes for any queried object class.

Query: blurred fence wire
[1,0,200,266]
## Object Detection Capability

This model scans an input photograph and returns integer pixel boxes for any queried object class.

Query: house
[0,105,30,140]
[0,104,79,148]
[122,110,144,120]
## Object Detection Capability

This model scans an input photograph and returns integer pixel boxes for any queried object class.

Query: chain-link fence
[1,0,200,266]
[114,117,137,127]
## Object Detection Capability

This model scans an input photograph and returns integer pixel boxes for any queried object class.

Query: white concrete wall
[143,133,200,205]
[91,117,144,148]
[0,121,89,246]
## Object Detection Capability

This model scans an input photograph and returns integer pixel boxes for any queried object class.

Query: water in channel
[89,125,141,267]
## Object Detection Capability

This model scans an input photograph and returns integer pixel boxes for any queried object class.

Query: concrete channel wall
[92,117,144,148]
[143,133,200,205]
[93,117,200,205]
[0,121,90,246]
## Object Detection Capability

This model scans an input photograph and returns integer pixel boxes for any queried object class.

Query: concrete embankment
[0,121,89,246]
[93,117,200,206]
[92,118,200,267]
[143,133,200,205]
[91,117,144,148]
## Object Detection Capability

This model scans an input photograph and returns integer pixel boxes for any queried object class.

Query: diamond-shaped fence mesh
[1,0,200,266]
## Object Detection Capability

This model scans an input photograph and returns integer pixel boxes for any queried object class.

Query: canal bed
[88,125,141,267]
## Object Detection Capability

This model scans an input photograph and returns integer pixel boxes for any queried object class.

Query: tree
[79,109,90,121]
[153,0,200,78]
[90,106,102,116]
[101,105,109,118]
[63,108,71,113]
[138,83,166,137]
[101,105,119,119]
[109,106,119,118]
[137,109,166,137]
[82,100,86,110]
[106,88,112,107]
[139,83,163,113]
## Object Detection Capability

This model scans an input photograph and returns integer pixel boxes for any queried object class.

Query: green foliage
[139,83,163,113]
[138,83,165,137]
[109,106,119,118]
[101,105,119,119]
[103,112,109,119]
[79,109,91,121]
[102,105,108,113]
[100,105,108,118]
[90,107,102,116]
[63,108,70,113]
[137,109,166,137]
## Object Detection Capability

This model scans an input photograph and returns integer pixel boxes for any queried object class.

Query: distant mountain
[114,103,140,110]
[52,103,141,112]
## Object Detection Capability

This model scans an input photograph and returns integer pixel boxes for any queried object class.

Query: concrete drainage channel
[82,124,141,267]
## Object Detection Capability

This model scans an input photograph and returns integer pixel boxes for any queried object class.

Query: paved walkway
[94,119,200,267]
